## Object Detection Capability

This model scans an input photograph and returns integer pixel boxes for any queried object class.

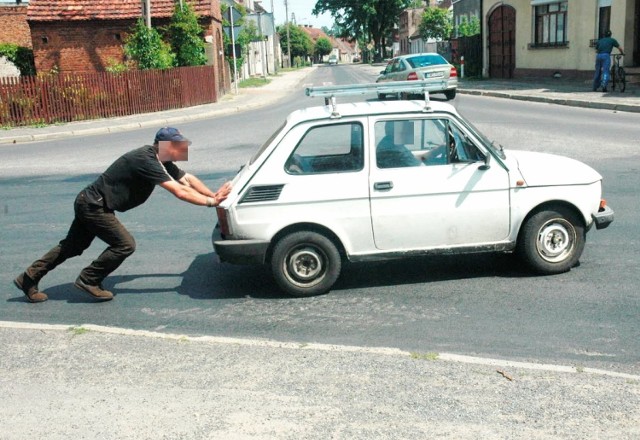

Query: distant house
[27,0,228,93]
[482,0,639,79]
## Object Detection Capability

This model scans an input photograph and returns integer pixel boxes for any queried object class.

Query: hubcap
[286,246,324,283]
[536,219,575,263]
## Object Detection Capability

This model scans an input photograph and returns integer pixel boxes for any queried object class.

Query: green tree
[167,1,206,67]
[457,16,480,37]
[0,43,35,76]
[315,37,333,59]
[278,23,314,61]
[418,7,452,41]
[313,0,412,61]
[125,19,175,69]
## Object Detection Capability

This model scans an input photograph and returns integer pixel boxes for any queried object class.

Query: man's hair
[605,30,612,37]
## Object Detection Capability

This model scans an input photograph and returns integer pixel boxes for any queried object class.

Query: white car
[213,82,614,297]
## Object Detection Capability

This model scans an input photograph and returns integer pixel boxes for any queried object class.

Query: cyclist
[593,30,625,93]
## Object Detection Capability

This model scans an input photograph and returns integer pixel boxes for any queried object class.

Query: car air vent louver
[239,184,285,204]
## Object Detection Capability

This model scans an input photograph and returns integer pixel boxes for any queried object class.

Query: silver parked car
[376,53,457,100]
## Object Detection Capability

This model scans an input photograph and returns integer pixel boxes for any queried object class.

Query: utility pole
[284,0,291,68]
[141,0,151,28]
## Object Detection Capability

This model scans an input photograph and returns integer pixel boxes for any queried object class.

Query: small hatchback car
[213,81,614,297]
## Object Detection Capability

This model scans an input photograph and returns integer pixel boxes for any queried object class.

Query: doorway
[488,5,516,78]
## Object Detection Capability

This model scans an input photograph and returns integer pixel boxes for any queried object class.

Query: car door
[368,116,511,251]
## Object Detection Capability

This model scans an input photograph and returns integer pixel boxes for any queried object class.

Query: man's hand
[214,181,232,205]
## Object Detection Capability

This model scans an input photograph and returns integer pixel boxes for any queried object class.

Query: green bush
[167,2,206,67]
[0,43,36,76]
[125,19,175,70]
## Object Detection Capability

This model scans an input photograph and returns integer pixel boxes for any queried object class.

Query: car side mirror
[478,153,491,170]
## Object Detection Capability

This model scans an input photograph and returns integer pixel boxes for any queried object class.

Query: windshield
[250,122,286,165]
[456,116,506,160]
[406,54,448,68]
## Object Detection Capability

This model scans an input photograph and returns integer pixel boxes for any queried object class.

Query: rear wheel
[444,89,456,100]
[517,207,585,274]
[377,93,386,101]
[271,231,341,297]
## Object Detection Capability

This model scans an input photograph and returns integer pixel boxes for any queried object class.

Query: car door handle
[374,181,394,191]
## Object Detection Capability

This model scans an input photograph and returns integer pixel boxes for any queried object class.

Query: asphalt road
[1,64,639,375]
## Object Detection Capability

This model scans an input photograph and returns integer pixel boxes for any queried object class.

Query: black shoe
[14,273,48,303]
[74,277,114,301]
[602,87,608,92]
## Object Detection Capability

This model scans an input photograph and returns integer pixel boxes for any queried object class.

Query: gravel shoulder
[2,324,639,440]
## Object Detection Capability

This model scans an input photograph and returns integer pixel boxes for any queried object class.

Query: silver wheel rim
[284,246,326,286]
[536,219,575,263]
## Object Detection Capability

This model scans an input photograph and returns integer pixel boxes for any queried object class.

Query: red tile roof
[27,0,215,21]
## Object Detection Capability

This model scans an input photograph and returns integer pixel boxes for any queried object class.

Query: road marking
[1,320,638,381]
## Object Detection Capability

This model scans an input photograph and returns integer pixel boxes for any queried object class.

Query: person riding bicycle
[593,30,625,93]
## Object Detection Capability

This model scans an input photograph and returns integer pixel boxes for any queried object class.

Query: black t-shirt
[84,145,185,212]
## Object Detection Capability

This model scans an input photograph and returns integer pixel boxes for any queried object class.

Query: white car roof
[286,99,460,126]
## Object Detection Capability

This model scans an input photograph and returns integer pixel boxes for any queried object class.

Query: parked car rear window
[406,54,448,68]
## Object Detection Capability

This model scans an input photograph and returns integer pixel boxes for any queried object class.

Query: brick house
[27,0,229,94]
[0,2,32,47]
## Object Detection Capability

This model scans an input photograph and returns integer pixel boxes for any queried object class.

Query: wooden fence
[0,65,218,127]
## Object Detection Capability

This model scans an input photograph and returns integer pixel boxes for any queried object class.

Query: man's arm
[159,177,232,207]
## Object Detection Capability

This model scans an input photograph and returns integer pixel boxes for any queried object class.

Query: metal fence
[0,65,218,127]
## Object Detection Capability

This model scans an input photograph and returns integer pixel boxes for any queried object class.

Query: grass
[410,352,439,361]
[239,77,271,88]
[69,326,89,336]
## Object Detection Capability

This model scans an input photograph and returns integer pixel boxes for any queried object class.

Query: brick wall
[0,5,32,47]
[30,20,134,73]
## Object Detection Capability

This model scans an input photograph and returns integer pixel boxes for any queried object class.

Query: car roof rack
[305,79,447,118]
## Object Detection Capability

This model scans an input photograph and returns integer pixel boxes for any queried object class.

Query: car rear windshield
[406,54,447,68]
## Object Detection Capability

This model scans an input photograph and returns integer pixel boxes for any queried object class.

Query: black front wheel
[517,207,585,275]
[271,231,342,297]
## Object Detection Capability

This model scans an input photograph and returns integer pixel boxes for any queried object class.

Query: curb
[458,88,640,113]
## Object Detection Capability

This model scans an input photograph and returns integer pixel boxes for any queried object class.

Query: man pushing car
[14,127,231,303]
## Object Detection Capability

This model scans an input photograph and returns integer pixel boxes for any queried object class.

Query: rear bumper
[212,227,270,265]
[592,205,614,230]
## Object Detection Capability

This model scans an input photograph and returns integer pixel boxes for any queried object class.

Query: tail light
[407,71,419,81]
[216,207,232,237]
[450,66,458,78]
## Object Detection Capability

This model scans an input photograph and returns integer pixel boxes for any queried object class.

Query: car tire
[378,93,386,101]
[271,231,342,297]
[517,207,585,275]
[444,89,456,100]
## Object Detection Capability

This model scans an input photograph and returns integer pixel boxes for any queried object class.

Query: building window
[533,2,568,47]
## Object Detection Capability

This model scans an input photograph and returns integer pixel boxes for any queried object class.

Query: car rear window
[406,55,447,68]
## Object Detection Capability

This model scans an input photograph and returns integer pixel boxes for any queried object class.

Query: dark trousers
[25,191,136,286]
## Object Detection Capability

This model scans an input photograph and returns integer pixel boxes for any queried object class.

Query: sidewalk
[458,76,640,113]
[2,65,640,146]
[1,322,638,439]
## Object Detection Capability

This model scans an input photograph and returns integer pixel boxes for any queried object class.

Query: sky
[265,0,335,29]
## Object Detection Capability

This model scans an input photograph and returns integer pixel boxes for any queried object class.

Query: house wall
[0,5,32,47]
[30,20,135,73]
[483,0,634,78]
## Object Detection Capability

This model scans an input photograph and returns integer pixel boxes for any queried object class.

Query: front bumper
[212,227,270,265]
[592,205,614,230]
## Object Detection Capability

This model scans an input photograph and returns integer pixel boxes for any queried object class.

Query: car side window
[285,123,364,174]
[375,119,484,169]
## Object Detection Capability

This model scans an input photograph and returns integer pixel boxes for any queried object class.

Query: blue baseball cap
[154,127,190,144]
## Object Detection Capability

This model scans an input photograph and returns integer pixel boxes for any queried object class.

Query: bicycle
[610,54,626,92]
